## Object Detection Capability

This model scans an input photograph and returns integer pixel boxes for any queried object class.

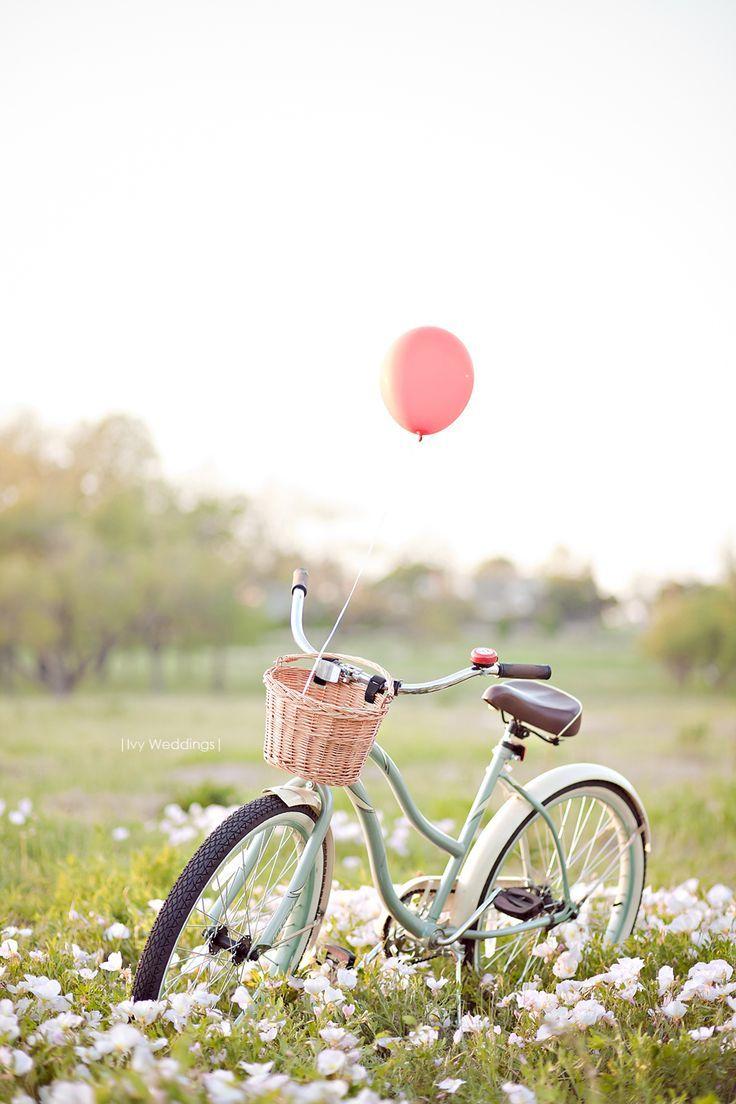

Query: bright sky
[1,1,734,592]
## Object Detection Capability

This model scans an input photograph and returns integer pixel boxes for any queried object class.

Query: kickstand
[359,939,384,969]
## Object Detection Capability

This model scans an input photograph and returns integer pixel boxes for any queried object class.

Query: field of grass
[1,629,735,1102]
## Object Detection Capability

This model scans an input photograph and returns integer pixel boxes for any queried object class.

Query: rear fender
[448,763,651,927]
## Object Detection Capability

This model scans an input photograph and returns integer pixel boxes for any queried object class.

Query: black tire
[133,795,328,1001]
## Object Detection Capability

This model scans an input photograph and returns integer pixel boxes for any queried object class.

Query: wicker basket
[263,653,394,786]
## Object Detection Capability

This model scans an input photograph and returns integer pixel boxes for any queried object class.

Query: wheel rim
[158,811,322,1006]
[471,785,643,980]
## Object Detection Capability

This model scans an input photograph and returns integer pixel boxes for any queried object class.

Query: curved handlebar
[288,568,551,695]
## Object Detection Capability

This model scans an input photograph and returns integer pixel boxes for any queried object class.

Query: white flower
[336,968,358,990]
[91,1022,146,1057]
[553,949,581,979]
[0,1045,33,1074]
[99,952,122,972]
[321,987,345,1005]
[426,976,449,992]
[37,1012,83,1045]
[452,1012,490,1043]
[0,1000,20,1041]
[706,884,733,909]
[202,1069,245,1104]
[240,1061,274,1076]
[569,999,612,1029]
[111,826,130,841]
[657,966,675,995]
[2,926,32,939]
[662,999,687,1020]
[408,1024,439,1047]
[689,1025,715,1040]
[316,1048,347,1075]
[319,1026,347,1046]
[304,974,330,995]
[231,986,253,1013]
[18,976,71,1011]
[40,1083,95,1104]
[147,899,165,914]
[104,923,130,942]
[256,1018,284,1043]
[536,1007,573,1040]
[501,1082,537,1104]
[605,956,644,1001]
[531,935,559,962]
[127,1000,166,1025]
[514,988,559,1017]
[0,940,19,960]
[437,1078,465,1094]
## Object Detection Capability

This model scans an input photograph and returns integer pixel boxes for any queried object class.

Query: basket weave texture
[263,653,394,786]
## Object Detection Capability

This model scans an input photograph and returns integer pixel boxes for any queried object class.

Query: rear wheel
[133,795,328,1006]
[464,782,646,979]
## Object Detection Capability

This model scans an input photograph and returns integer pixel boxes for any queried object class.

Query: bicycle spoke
[159,813,318,1006]
[474,791,640,978]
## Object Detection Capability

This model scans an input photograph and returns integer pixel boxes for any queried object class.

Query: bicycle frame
[256,727,577,956]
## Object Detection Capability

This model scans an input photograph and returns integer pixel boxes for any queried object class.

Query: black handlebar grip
[497,663,552,680]
[292,568,308,594]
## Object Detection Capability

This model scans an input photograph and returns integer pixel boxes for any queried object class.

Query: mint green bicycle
[133,568,649,1005]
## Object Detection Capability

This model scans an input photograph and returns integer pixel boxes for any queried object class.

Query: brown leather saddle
[483,679,582,738]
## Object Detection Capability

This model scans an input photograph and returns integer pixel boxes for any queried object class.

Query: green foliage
[0,415,266,693]
[644,581,736,687]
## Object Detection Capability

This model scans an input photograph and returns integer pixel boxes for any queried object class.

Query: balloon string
[301,433,422,697]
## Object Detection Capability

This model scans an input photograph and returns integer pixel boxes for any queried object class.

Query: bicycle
[133,568,650,1006]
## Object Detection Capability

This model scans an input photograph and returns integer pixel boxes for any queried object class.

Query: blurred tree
[357,561,472,634]
[536,547,614,633]
[0,414,261,693]
[473,556,539,632]
[644,580,736,686]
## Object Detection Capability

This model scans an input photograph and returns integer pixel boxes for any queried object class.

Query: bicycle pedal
[493,887,545,920]
[318,943,356,969]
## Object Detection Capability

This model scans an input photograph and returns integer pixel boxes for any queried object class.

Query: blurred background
[1,1,735,892]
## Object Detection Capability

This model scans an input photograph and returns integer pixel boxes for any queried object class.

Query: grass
[1,629,736,1101]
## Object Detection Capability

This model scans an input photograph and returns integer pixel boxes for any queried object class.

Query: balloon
[380,326,474,437]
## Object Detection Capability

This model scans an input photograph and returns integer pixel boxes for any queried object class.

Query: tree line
[5,412,721,695]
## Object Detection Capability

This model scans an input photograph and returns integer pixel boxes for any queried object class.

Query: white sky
[1,0,734,592]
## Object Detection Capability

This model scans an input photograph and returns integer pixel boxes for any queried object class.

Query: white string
[300,506,390,697]
[301,433,422,697]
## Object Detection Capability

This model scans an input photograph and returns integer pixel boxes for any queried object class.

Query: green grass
[1,630,735,1101]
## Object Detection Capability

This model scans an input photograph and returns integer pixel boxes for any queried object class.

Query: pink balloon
[380,326,474,437]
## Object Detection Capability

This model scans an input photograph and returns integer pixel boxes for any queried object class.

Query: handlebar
[496,663,552,681]
[288,567,552,695]
[292,568,308,594]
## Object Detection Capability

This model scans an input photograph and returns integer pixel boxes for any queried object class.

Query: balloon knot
[417,433,423,443]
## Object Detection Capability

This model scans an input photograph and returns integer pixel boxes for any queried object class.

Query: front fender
[263,783,335,950]
[448,763,651,927]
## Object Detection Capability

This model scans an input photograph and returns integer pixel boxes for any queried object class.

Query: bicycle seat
[483,680,582,738]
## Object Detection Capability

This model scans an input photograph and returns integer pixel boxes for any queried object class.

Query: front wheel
[133,795,329,1006]
[464,781,647,979]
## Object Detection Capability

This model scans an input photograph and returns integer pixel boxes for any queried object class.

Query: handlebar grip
[497,663,552,680]
[292,568,308,594]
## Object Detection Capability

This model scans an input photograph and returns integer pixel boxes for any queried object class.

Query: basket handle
[275,652,395,703]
